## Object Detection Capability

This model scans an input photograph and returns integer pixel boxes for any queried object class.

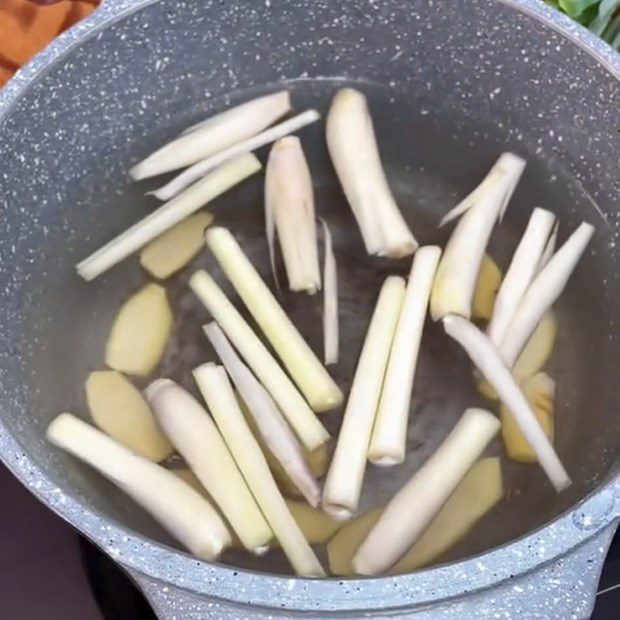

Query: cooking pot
[0,0,618,618]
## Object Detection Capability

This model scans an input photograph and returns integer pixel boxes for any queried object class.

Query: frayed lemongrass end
[438,152,526,227]
[442,314,571,492]
[430,154,526,321]
[321,219,339,365]
[154,109,321,201]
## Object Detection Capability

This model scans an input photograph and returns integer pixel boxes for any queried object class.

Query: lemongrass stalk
[47,413,231,560]
[487,208,556,346]
[154,110,320,201]
[322,277,406,520]
[145,379,273,553]
[537,221,558,273]
[205,227,343,411]
[430,153,526,320]
[326,88,418,258]
[130,91,290,179]
[353,408,500,575]
[77,154,260,281]
[203,322,320,507]
[443,314,570,491]
[321,219,339,365]
[189,270,329,451]
[368,246,442,466]
[265,137,321,293]
[499,222,594,366]
[193,364,325,577]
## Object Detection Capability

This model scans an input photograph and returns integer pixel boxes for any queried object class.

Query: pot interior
[0,0,618,577]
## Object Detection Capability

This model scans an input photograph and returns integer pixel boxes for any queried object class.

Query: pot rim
[0,0,618,613]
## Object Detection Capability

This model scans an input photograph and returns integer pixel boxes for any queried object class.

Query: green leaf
[559,0,602,18]
[589,0,620,35]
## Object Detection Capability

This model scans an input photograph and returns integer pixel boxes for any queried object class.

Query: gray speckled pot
[0,0,619,618]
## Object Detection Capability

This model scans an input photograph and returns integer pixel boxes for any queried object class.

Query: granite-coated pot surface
[0,0,618,617]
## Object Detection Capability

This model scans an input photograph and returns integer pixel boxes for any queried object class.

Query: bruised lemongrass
[130,91,289,180]
[487,208,556,346]
[326,88,418,258]
[265,137,321,293]
[368,247,442,466]
[77,154,260,281]
[145,379,272,553]
[500,222,594,367]
[193,364,325,577]
[154,110,320,201]
[322,277,406,520]
[189,270,330,451]
[203,322,320,507]
[47,413,231,560]
[205,227,343,412]
[353,408,500,575]
[321,219,339,365]
[443,314,570,491]
[430,153,526,320]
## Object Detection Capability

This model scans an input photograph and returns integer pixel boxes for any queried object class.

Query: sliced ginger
[472,254,502,321]
[501,372,555,463]
[85,370,173,462]
[282,500,342,545]
[105,283,173,377]
[139,211,213,279]
[328,458,503,576]
[475,311,557,400]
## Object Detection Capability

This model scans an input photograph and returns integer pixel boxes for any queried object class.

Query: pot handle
[124,520,618,620]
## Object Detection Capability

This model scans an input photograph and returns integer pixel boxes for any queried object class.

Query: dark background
[1,465,617,619]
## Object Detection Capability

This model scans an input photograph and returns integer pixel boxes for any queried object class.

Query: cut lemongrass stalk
[321,219,339,365]
[189,270,329,451]
[430,153,526,320]
[326,88,418,258]
[154,110,320,201]
[353,408,500,576]
[205,227,343,412]
[130,91,290,180]
[537,221,558,274]
[145,379,272,553]
[47,413,231,560]
[265,137,321,293]
[77,154,260,281]
[193,364,325,577]
[487,208,556,346]
[443,314,571,491]
[322,276,406,520]
[203,322,320,507]
[501,372,555,464]
[500,222,594,366]
[369,246,442,466]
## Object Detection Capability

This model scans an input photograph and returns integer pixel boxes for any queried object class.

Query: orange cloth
[0,0,99,86]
